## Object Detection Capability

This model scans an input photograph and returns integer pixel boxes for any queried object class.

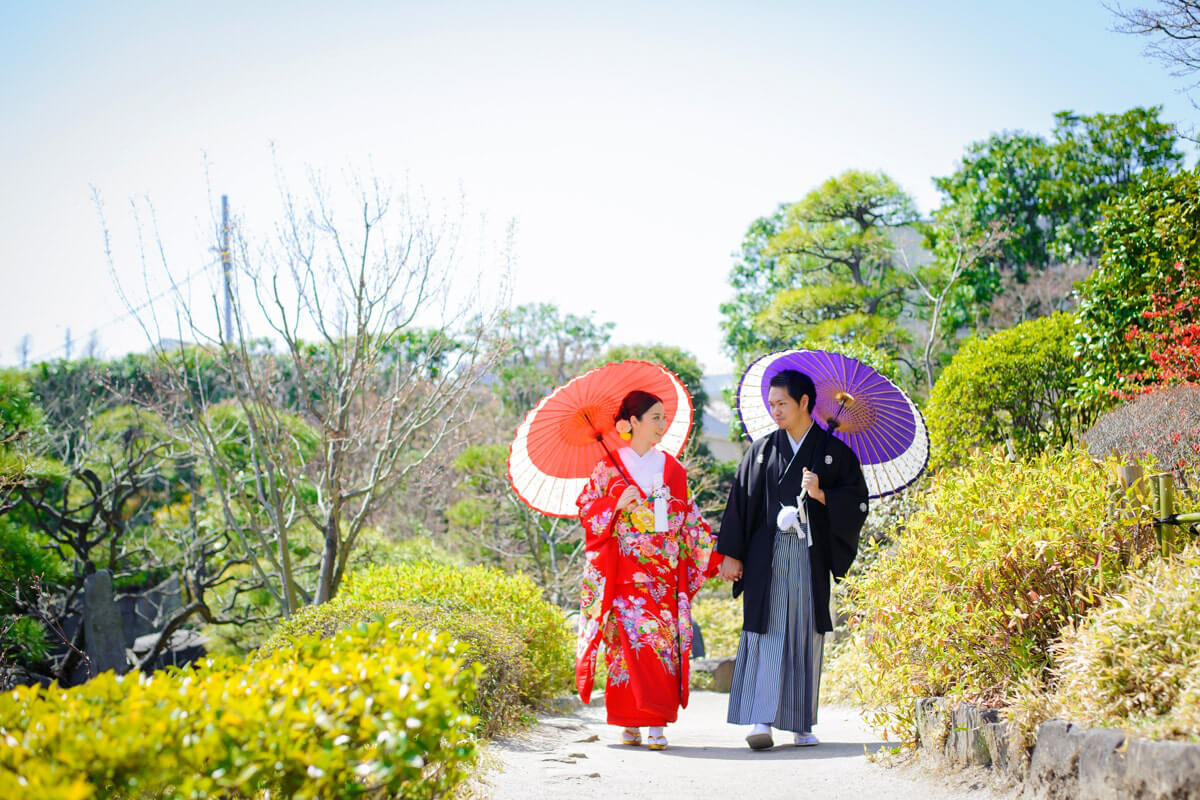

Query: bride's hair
[614,390,663,423]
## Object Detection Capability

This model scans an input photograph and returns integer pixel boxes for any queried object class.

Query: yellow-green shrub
[261,600,526,737]
[831,447,1166,741]
[691,585,742,659]
[1009,541,1200,745]
[0,621,478,800]
[339,562,573,704]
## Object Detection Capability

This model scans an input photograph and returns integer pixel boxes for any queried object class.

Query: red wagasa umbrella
[507,360,694,518]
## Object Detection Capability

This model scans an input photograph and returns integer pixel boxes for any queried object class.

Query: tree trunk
[315,515,340,604]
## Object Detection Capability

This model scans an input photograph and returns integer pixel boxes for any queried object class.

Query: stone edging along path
[915,697,1200,799]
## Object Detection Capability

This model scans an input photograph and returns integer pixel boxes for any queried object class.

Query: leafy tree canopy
[493,303,614,416]
[933,107,1182,320]
[1075,168,1200,398]
[740,171,920,364]
[719,210,787,366]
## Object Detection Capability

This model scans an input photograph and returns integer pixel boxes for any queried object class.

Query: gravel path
[475,691,1018,800]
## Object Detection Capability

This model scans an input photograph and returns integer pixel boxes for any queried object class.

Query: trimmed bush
[927,313,1105,468]
[338,562,573,705]
[1083,384,1200,497]
[0,621,478,800]
[1009,541,1200,746]
[261,600,526,737]
[829,447,1166,741]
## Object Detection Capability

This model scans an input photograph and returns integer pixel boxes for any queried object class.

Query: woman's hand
[615,485,641,511]
[719,555,743,582]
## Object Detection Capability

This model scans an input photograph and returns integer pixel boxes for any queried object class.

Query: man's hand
[719,555,744,582]
[615,485,640,511]
[801,468,826,505]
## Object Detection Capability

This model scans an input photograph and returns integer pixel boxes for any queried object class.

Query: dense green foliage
[339,562,573,704]
[830,447,1165,741]
[926,314,1104,467]
[0,621,479,800]
[0,519,63,663]
[690,584,742,660]
[933,108,1181,317]
[0,370,60,492]
[1075,169,1200,396]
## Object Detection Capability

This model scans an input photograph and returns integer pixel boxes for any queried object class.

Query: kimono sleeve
[576,460,622,544]
[823,441,869,579]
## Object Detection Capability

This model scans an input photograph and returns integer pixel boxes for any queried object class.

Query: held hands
[801,468,826,505]
[718,555,743,582]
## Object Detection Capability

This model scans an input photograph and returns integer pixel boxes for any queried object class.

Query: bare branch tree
[1109,1,1200,119]
[899,217,1010,391]
[104,170,509,614]
[1110,1,1200,77]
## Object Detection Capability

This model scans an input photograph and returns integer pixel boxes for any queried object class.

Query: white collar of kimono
[786,422,814,455]
[618,445,665,494]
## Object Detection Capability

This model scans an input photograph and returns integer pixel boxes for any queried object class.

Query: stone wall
[915,697,1200,800]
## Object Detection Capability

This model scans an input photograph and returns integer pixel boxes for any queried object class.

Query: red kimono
[575,448,720,726]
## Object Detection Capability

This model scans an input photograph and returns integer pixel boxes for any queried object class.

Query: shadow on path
[605,741,892,761]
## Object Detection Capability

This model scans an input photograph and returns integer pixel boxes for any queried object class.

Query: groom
[716,368,869,749]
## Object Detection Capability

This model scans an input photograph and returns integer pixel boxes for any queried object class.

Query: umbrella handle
[581,409,644,499]
[826,396,851,431]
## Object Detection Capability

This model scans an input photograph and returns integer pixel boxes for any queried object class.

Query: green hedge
[0,621,478,800]
[338,562,573,705]
[926,313,1105,469]
[261,600,527,737]
[828,447,1167,741]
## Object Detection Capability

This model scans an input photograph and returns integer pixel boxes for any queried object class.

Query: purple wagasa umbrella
[736,349,929,499]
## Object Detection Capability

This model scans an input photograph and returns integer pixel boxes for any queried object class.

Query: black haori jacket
[717,425,869,634]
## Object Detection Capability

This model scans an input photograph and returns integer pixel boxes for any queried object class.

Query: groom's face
[768,385,809,431]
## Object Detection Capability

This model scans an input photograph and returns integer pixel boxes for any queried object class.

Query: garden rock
[1124,737,1200,798]
[690,657,736,692]
[83,570,130,677]
[130,628,207,670]
[916,698,1007,769]
[1024,719,1200,799]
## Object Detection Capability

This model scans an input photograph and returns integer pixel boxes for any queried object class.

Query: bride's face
[630,402,667,446]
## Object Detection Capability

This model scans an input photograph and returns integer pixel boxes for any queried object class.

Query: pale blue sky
[0,1,1192,373]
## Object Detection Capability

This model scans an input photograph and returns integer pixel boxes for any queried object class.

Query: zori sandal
[621,727,641,746]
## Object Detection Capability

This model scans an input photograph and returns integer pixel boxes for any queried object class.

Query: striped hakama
[726,526,824,733]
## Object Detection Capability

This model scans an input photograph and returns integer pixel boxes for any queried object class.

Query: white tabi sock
[751,723,771,735]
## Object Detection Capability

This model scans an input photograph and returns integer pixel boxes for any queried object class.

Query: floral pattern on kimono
[575,451,720,726]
